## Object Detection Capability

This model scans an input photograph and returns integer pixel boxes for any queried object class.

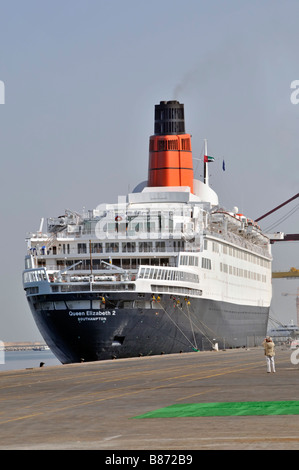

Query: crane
[272,269,299,325]
[257,193,299,327]
[272,268,299,279]
[282,288,299,326]
[255,192,298,222]
[255,192,299,243]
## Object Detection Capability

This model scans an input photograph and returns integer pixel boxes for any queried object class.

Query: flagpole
[204,139,208,186]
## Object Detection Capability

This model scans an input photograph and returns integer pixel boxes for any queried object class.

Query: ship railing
[137,265,199,284]
[23,267,48,285]
[151,284,202,297]
[47,270,138,284]
[208,228,270,257]
[57,282,136,292]
[49,280,136,293]
[50,266,200,285]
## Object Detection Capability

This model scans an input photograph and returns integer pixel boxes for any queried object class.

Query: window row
[180,256,211,270]
[220,262,267,282]
[23,270,47,283]
[210,240,271,268]
[39,257,172,271]
[202,258,212,270]
[180,255,199,267]
[43,240,185,256]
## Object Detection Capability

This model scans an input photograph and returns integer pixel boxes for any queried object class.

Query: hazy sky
[0,0,298,342]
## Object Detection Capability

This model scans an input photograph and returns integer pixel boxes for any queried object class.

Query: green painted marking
[133,401,299,418]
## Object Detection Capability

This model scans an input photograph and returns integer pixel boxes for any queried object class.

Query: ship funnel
[148,100,194,193]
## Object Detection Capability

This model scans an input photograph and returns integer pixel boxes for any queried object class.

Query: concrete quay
[0,346,299,450]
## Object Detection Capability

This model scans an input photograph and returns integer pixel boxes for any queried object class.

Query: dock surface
[1,347,299,450]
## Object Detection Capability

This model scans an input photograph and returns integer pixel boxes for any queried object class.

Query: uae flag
[204,155,215,163]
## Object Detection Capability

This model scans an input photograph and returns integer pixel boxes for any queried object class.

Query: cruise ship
[23,100,272,364]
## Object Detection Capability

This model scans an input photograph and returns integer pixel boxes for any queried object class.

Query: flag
[204,155,215,163]
[222,159,226,171]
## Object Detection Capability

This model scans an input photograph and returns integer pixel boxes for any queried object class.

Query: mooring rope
[152,295,199,351]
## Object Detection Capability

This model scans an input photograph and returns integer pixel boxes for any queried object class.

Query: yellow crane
[272,267,299,278]
[272,268,299,325]
[281,288,299,326]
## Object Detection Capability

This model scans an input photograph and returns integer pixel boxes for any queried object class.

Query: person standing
[263,336,276,373]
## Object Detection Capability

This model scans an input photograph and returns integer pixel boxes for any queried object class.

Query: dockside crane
[272,270,299,324]
[255,192,299,243]
[257,193,299,325]
[272,268,299,279]
[282,288,299,326]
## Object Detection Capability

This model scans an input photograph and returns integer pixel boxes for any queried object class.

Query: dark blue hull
[27,291,269,364]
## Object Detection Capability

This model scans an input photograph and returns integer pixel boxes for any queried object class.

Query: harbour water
[0,349,61,371]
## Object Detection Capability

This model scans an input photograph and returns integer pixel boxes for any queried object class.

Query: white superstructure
[24,184,272,309]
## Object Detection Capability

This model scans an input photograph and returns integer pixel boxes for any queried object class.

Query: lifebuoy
[115,215,122,222]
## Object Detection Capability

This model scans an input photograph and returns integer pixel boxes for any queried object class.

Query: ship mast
[204,138,209,186]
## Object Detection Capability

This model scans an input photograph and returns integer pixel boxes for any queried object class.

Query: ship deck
[0,347,299,450]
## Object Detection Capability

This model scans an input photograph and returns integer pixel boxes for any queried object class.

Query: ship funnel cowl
[154,100,185,135]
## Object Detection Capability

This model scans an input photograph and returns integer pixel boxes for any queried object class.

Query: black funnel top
[154,100,185,135]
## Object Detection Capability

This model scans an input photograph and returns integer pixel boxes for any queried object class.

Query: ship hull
[27,292,269,364]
